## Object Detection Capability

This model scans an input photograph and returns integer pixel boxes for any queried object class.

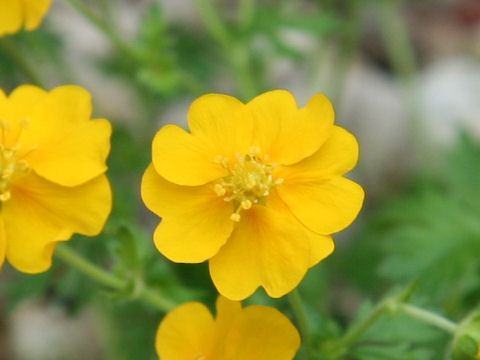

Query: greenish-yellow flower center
[0,145,29,202]
[0,120,32,202]
[214,147,283,222]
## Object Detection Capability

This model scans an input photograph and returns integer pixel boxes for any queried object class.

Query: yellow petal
[12,86,111,186]
[276,126,359,180]
[215,295,242,334]
[0,219,5,271]
[25,118,111,186]
[152,124,228,186]
[224,305,301,360]
[188,94,253,158]
[156,302,216,360]
[209,205,311,300]
[277,176,364,235]
[0,0,22,36]
[30,85,93,124]
[5,173,111,273]
[308,233,334,267]
[248,91,334,165]
[0,85,46,131]
[142,165,234,263]
[23,0,52,30]
[268,191,335,267]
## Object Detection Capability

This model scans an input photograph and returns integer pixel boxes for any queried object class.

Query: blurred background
[1,0,480,359]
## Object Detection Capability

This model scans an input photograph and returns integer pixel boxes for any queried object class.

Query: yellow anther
[241,200,252,210]
[230,213,241,222]
[213,147,284,221]
[214,184,226,196]
[214,154,230,169]
[0,191,11,202]
[0,120,32,202]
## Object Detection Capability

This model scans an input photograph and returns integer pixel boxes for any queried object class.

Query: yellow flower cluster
[0,85,112,273]
[0,3,364,355]
[142,90,364,300]
[0,0,52,36]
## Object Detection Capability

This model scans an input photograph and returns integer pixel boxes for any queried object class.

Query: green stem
[324,284,459,357]
[377,0,426,159]
[65,0,204,96]
[377,1,417,80]
[194,0,231,48]
[55,244,176,312]
[399,304,458,334]
[194,0,258,100]
[288,290,312,360]
[330,299,389,356]
[64,0,139,62]
[0,38,45,87]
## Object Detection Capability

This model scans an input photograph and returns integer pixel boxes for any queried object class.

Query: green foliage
[338,134,480,317]
[348,302,446,360]
[378,134,480,313]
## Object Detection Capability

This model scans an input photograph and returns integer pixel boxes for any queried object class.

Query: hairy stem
[399,303,458,334]
[194,0,259,100]
[55,243,176,312]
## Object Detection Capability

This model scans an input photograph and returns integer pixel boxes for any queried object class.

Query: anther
[241,200,252,210]
[0,191,11,202]
[214,184,226,196]
[213,148,284,221]
[230,213,241,222]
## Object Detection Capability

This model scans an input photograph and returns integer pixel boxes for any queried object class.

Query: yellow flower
[142,90,364,300]
[0,0,52,36]
[156,295,300,360]
[0,85,112,273]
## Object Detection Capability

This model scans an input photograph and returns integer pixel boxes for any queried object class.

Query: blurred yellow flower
[0,85,112,273]
[156,295,300,360]
[142,90,364,300]
[0,0,52,36]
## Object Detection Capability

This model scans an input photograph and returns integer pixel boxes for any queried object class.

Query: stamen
[214,184,226,196]
[241,200,252,210]
[230,213,241,222]
[0,119,33,202]
[213,147,283,222]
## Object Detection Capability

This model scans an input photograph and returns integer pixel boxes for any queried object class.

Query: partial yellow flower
[0,85,112,273]
[0,0,52,37]
[156,295,300,360]
[142,90,364,300]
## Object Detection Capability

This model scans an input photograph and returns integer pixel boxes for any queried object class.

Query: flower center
[0,120,32,202]
[0,144,29,202]
[213,147,283,222]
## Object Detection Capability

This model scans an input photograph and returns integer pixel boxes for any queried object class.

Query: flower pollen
[214,147,283,222]
[0,120,31,202]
